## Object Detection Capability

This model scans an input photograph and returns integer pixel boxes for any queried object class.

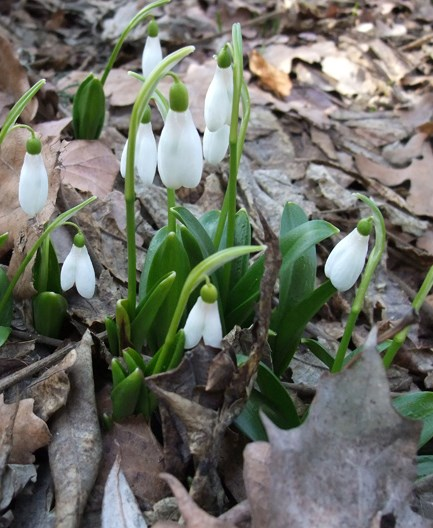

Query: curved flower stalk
[184,282,222,349]
[120,107,157,185]
[157,80,203,189]
[142,18,163,77]
[61,232,96,299]
[19,136,48,217]
[324,218,372,292]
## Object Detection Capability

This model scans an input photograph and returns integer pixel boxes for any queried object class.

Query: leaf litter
[0,0,432,526]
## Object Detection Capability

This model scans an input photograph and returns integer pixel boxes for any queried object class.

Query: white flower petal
[325,228,369,292]
[120,139,128,178]
[204,66,232,131]
[184,297,206,349]
[135,123,157,185]
[158,109,203,189]
[142,36,163,77]
[202,301,223,348]
[203,126,229,165]
[19,153,48,216]
[75,246,96,299]
[61,244,80,291]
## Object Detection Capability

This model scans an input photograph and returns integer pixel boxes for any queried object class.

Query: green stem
[100,0,170,86]
[0,197,96,317]
[331,194,387,373]
[153,244,265,372]
[167,188,176,232]
[124,46,195,318]
[383,265,433,368]
[0,79,45,145]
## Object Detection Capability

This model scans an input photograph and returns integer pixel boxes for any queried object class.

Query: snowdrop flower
[142,19,163,77]
[204,46,233,132]
[184,282,222,349]
[61,233,95,299]
[158,80,203,189]
[325,218,372,292]
[203,125,230,165]
[19,136,48,217]
[120,107,157,185]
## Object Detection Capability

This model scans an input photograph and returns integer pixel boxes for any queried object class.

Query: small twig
[399,32,433,51]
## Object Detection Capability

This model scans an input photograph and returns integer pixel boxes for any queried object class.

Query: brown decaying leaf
[104,69,141,107]
[355,142,433,217]
[59,139,119,199]
[0,394,51,464]
[102,453,147,528]
[48,330,102,528]
[249,50,292,98]
[0,31,37,123]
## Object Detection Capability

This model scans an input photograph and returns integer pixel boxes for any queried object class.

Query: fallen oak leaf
[249,50,292,99]
[0,394,51,464]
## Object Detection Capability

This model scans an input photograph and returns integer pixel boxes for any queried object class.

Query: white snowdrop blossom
[325,227,370,292]
[19,152,48,217]
[142,35,163,77]
[61,241,95,299]
[204,65,233,132]
[184,296,223,349]
[120,122,157,185]
[203,125,230,165]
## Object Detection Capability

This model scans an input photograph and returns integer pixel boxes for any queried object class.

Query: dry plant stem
[383,265,433,368]
[331,194,386,373]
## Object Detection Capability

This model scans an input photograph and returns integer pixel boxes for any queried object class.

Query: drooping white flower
[203,125,230,165]
[142,19,163,77]
[184,297,223,349]
[204,65,233,132]
[61,234,95,299]
[120,122,157,185]
[19,137,48,217]
[158,81,203,189]
[325,223,371,292]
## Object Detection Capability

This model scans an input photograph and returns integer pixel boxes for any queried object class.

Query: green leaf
[131,271,176,351]
[116,299,132,351]
[105,317,119,356]
[272,280,337,376]
[231,209,251,286]
[0,233,8,248]
[111,368,144,422]
[72,73,106,139]
[123,347,147,375]
[393,392,433,448]
[224,254,265,329]
[172,206,216,257]
[200,210,220,242]
[32,292,67,338]
[0,326,11,347]
[111,358,127,388]
[417,455,433,479]
[301,338,334,369]
[138,226,169,301]
[33,236,62,294]
[0,268,12,328]
[146,232,190,351]
[179,226,204,270]
[235,389,268,441]
[147,329,185,375]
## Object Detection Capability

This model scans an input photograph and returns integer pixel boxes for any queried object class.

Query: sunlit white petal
[184,297,206,349]
[203,125,229,165]
[204,66,233,132]
[75,246,96,299]
[19,153,48,216]
[135,123,157,185]
[158,109,203,189]
[142,36,163,77]
[60,244,81,291]
[202,302,223,348]
[325,228,369,292]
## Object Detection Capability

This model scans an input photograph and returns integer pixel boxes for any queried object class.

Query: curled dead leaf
[249,50,292,99]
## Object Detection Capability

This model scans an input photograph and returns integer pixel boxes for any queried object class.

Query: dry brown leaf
[0,31,38,123]
[355,142,433,217]
[59,139,119,198]
[48,330,102,528]
[104,69,141,107]
[0,394,51,464]
[249,50,292,99]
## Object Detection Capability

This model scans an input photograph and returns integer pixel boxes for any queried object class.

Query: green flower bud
[26,136,42,155]
[141,105,152,124]
[72,73,105,140]
[200,282,218,304]
[32,292,68,338]
[217,45,232,69]
[147,18,159,37]
[357,217,373,237]
[169,81,189,112]
[73,232,85,248]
